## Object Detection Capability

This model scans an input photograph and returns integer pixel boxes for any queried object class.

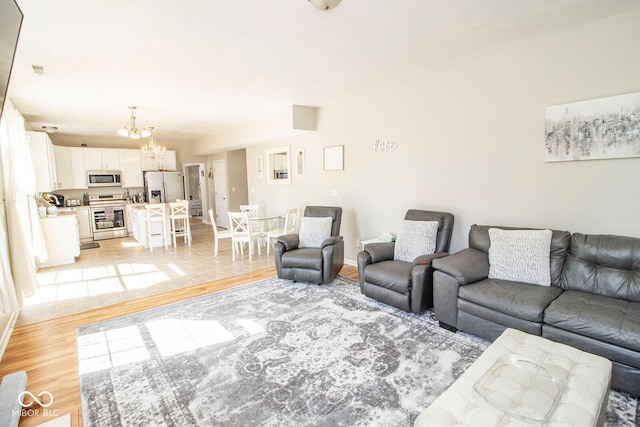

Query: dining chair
[208,209,232,256]
[239,204,260,218]
[240,204,265,238]
[143,204,168,251]
[228,211,265,261]
[266,208,298,255]
[169,200,191,247]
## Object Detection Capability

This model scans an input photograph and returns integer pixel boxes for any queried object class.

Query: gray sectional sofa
[432,225,640,396]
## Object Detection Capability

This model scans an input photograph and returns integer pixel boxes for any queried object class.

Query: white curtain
[0,99,44,312]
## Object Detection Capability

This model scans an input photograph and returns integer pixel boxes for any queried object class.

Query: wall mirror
[266,146,291,185]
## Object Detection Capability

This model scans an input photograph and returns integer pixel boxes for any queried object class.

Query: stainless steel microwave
[87,170,122,187]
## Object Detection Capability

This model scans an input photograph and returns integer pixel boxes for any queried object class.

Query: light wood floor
[0,265,358,427]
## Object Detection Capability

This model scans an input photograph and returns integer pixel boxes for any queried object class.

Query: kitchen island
[38,211,80,268]
[128,204,173,249]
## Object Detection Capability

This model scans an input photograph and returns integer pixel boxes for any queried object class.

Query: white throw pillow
[488,228,553,286]
[298,216,333,248]
[393,220,439,262]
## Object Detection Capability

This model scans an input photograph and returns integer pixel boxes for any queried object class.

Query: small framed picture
[256,155,263,179]
[323,145,344,171]
[295,148,305,177]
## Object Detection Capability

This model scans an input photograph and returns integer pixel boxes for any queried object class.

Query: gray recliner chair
[357,210,454,313]
[274,206,344,284]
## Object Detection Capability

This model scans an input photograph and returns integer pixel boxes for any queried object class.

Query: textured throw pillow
[298,216,333,248]
[488,228,553,286]
[393,220,439,262]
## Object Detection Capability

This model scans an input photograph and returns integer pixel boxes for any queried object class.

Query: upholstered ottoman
[414,329,611,427]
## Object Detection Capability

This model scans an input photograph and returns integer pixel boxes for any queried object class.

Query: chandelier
[117,106,151,139]
[141,127,166,159]
[308,0,342,11]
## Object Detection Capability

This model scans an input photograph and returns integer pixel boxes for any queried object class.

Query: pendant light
[308,0,342,11]
[117,106,151,139]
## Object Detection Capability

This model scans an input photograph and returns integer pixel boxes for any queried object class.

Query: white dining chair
[239,204,260,218]
[266,208,298,255]
[143,204,168,251]
[240,204,265,238]
[208,209,232,256]
[169,200,191,247]
[228,211,264,261]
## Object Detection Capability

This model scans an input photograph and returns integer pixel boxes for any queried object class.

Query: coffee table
[414,328,612,427]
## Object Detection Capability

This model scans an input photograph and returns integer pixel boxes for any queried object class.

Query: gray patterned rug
[77,276,639,426]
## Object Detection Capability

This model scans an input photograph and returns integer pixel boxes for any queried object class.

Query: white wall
[235,10,640,263]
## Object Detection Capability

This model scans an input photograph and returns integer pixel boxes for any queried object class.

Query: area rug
[77,276,639,426]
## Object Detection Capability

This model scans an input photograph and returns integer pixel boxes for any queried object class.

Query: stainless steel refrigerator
[144,171,185,203]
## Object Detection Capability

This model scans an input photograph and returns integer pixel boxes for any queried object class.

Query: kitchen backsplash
[55,187,144,205]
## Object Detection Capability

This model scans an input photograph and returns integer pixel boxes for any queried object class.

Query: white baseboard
[0,311,19,362]
[344,258,356,267]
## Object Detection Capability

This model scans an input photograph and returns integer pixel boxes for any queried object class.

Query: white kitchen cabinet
[53,145,71,189]
[84,148,121,171]
[130,204,172,248]
[103,149,120,170]
[38,212,80,268]
[141,150,177,171]
[125,203,144,236]
[83,148,102,171]
[119,149,144,188]
[163,150,177,171]
[27,131,59,193]
[69,147,88,188]
[76,206,92,242]
[54,146,87,189]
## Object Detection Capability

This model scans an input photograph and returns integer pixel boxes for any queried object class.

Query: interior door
[213,160,229,229]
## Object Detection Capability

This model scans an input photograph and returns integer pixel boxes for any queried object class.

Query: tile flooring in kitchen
[19,220,275,326]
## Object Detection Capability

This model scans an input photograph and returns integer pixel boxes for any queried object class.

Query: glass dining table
[249,214,284,233]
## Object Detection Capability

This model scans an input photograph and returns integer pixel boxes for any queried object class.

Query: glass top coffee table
[473,354,568,423]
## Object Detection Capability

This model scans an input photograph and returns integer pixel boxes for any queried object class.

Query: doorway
[182,163,205,219]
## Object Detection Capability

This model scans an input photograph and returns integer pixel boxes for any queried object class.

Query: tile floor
[19,220,275,326]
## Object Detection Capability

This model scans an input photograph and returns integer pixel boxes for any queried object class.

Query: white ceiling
[8,0,640,146]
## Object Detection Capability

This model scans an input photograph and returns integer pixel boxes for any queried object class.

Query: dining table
[248,214,284,233]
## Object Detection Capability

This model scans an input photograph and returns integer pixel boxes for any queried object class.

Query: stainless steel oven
[89,194,128,240]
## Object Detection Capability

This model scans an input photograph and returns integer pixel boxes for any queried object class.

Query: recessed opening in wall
[266,146,291,185]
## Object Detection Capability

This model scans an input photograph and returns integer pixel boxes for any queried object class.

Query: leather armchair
[357,210,454,313]
[274,206,344,284]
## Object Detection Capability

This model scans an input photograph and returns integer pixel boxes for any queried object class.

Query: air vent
[32,65,46,75]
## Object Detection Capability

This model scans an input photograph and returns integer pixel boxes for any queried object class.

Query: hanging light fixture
[141,126,166,159]
[117,106,151,139]
[308,0,342,11]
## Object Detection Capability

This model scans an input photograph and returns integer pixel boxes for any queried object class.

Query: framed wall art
[256,155,263,179]
[545,91,640,162]
[323,145,344,171]
[295,148,305,177]
[266,146,291,185]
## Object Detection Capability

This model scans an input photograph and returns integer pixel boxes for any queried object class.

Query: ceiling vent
[32,65,46,75]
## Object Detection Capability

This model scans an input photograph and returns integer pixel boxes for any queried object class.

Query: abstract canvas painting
[545,92,640,162]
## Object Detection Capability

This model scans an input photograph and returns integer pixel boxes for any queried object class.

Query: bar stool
[169,200,191,247]
[143,204,168,251]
